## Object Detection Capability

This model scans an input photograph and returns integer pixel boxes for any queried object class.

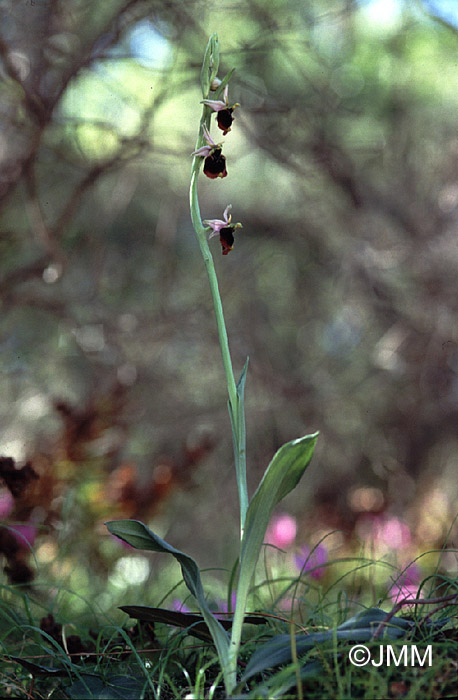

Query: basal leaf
[105,520,230,673]
[106,520,205,601]
[66,674,145,700]
[242,607,411,681]
[120,605,267,642]
[337,607,412,632]
[9,656,68,677]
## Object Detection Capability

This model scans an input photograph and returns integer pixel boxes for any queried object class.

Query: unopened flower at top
[192,125,227,179]
[204,205,242,255]
[202,85,240,135]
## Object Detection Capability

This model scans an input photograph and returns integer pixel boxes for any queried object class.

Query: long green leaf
[105,520,230,671]
[66,674,145,700]
[228,433,318,686]
[242,607,411,681]
[241,432,318,578]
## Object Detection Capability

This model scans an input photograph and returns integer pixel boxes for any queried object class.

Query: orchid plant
[106,34,318,696]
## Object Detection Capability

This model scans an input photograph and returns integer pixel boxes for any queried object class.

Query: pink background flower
[12,523,37,548]
[265,513,297,549]
[294,544,328,579]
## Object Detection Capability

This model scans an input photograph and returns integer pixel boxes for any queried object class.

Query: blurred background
[1,0,457,615]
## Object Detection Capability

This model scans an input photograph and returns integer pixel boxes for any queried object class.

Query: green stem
[189,168,237,410]
[189,156,248,534]
[227,575,251,691]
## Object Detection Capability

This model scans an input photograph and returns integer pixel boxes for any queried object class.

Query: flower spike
[202,86,240,135]
[204,205,242,255]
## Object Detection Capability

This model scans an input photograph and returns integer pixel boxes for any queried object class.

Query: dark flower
[203,147,227,179]
[216,109,236,135]
[202,86,240,135]
[219,227,235,255]
[204,205,242,255]
[192,126,227,179]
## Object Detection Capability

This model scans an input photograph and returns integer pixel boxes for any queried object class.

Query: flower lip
[219,227,235,255]
[217,109,236,135]
[203,148,227,178]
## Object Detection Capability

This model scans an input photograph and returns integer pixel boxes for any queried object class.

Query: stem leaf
[230,433,319,674]
[241,432,318,566]
[237,356,249,398]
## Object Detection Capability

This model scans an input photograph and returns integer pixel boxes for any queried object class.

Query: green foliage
[105,430,318,693]
[1,581,456,699]
[105,518,231,681]
[65,674,146,699]
[242,607,412,682]
[119,604,267,641]
[1,1,458,697]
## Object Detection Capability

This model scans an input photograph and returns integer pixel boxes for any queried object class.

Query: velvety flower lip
[218,227,235,255]
[204,205,242,255]
[216,109,235,135]
[202,86,240,135]
[203,148,227,179]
